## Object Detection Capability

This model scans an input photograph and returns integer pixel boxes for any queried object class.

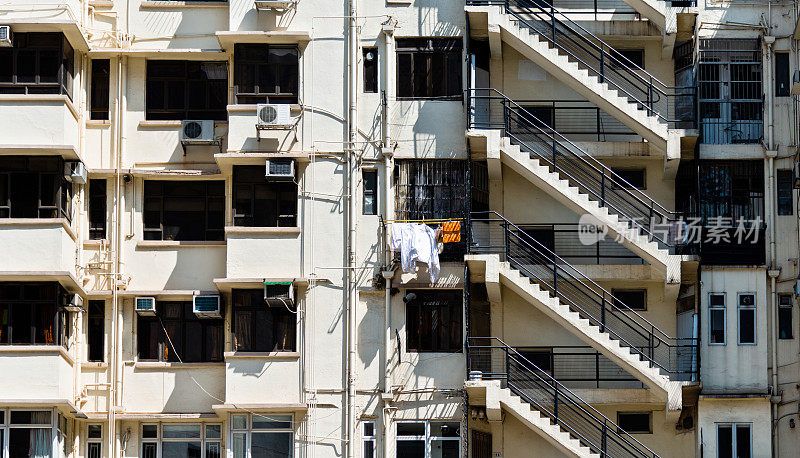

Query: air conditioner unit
[0,26,11,47]
[265,159,295,181]
[64,161,88,185]
[256,104,292,128]
[193,295,222,318]
[181,120,216,144]
[135,297,157,316]
[264,282,294,307]
[63,293,85,312]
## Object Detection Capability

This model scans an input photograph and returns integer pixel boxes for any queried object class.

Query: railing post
[601,170,605,206]
[600,294,606,334]
[601,421,608,457]
[599,43,604,84]
[503,220,510,263]
[649,329,655,368]
[595,353,600,389]
[553,383,559,421]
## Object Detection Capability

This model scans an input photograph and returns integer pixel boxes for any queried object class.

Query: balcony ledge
[0,94,79,121]
[224,351,300,359]
[137,240,226,248]
[215,31,311,50]
[0,218,77,241]
[140,1,228,8]
[225,226,301,234]
[0,345,74,365]
[128,361,226,370]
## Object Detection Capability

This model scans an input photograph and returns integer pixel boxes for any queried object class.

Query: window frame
[0,156,73,221]
[136,301,224,363]
[363,47,378,93]
[362,421,376,458]
[0,282,68,347]
[0,32,74,100]
[233,44,299,105]
[396,37,463,100]
[231,289,297,353]
[232,166,298,228]
[610,168,646,190]
[777,169,793,216]
[145,60,228,121]
[0,408,58,458]
[778,293,793,340]
[87,424,103,458]
[89,178,107,239]
[775,52,790,97]
[140,423,223,458]
[404,289,463,354]
[90,59,110,120]
[395,420,460,458]
[737,292,756,345]
[709,293,727,346]
[87,300,105,362]
[611,289,647,311]
[616,412,653,434]
[716,422,752,458]
[143,180,225,241]
[362,168,378,216]
[228,413,294,458]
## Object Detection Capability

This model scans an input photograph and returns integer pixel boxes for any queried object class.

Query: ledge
[0,218,77,241]
[86,120,111,128]
[137,240,226,248]
[213,277,312,292]
[215,31,311,50]
[224,351,300,359]
[0,144,79,159]
[0,94,79,121]
[81,361,108,369]
[138,120,182,128]
[0,271,85,296]
[227,104,302,113]
[140,1,229,8]
[212,403,308,413]
[83,239,110,248]
[225,226,301,234]
[0,345,74,365]
[129,361,226,370]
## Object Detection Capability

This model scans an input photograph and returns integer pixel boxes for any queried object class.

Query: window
[777,169,793,216]
[776,52,790,97]
[89,179,107,239]
[0,282,68,345]
[0,410,54,458]
[709,293,726,345]
[234,44,298,104]
[779,294,793,339]
[737,293,756,345]
[514,106,555,132]
[397,37,462,99]
[137,301,223,362]
[717,423,751,458]
[143,181,224,241]
[0,32,73,99]
[363,422,376,458]
[363,47,378,93]
[141,424,222,458]
[405,290,462,353]
[87,300,105,362]
[232,289,296,352]
[363,169,378,215]
[146,60,227,120]
[233,166,297,227]
[610,168,646,190]
[0,156,73,220]
[518,349,553,374]
[612,289,647,311]
[90,59,110,120]
[616,412,652,434]
[396,421,460,458]
[87,424,102,458]
[610,49,644,69]
[230,414,293,458]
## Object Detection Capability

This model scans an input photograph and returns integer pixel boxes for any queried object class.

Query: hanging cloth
[390,223,441,282]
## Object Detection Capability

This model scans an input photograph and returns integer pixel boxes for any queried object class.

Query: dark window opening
[617,412,652,434]
[363,47,378,93]
[738,293,756,345]
[363,169,378,215]
[779,294,793,340]
[146,60,227,120]
[137,301,223,362]
[89,179,107,239]
[778,169,793,216]
[709,293,726,345]
[0,32,73,99]
[90,59,110,120]
[405,289,462,353]
[234,44,298,105]
[612,289,647,311]
[0,282,67,346]
[233,166,297,227]
[518,349,553,374]
[87,300,105,362]
[610,49,644,69]
[515,106,555,132]
[717,424,751,458]
[611,168,646,190]
[397,37,462,99]
[143,181,224,241]
[776,52,790,97]
[0,156,72,220]
[232,289,296,352]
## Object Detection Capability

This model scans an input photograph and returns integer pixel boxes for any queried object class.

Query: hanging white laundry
[390,223,440,282]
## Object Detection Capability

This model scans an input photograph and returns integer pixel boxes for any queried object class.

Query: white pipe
[108,54,122,458]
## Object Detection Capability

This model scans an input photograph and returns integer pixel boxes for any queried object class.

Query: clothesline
[381,217,465,223]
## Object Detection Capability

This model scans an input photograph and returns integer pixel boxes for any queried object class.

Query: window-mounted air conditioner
[265,159,295,181]
[181,120,216,144]
[135,297,157,316]
[64,161,88,185]
[0,26,12,47]
[264,282,294,307]
[193,295,222,318]
[256,104,292,128]
[63,293,84,312]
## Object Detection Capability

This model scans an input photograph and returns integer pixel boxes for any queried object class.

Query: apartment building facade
[0,0,798,457]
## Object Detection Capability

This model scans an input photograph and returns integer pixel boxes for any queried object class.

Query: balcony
[0,346,75,402]
[225,226,302,279]
[0,95,80,159]
[223,352,301,405]
[0,219,77,276]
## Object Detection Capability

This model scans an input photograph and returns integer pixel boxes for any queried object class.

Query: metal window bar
[469,211,699,380]
[466,337,660,458]
[465,0,697,127]
[468,88,687,251]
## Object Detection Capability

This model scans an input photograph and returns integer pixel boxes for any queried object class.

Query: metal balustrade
[469,211,698,380]
[467,337,660,458]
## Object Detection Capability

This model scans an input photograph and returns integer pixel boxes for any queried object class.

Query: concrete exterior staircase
[483,7,679,158]
[468,380,601,458]
[496,135,682,284]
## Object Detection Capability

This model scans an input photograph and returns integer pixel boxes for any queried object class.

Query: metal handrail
[468,88,684,249]
[467,337,660,458]
[470,211,698,378]
[466,0,696,125]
